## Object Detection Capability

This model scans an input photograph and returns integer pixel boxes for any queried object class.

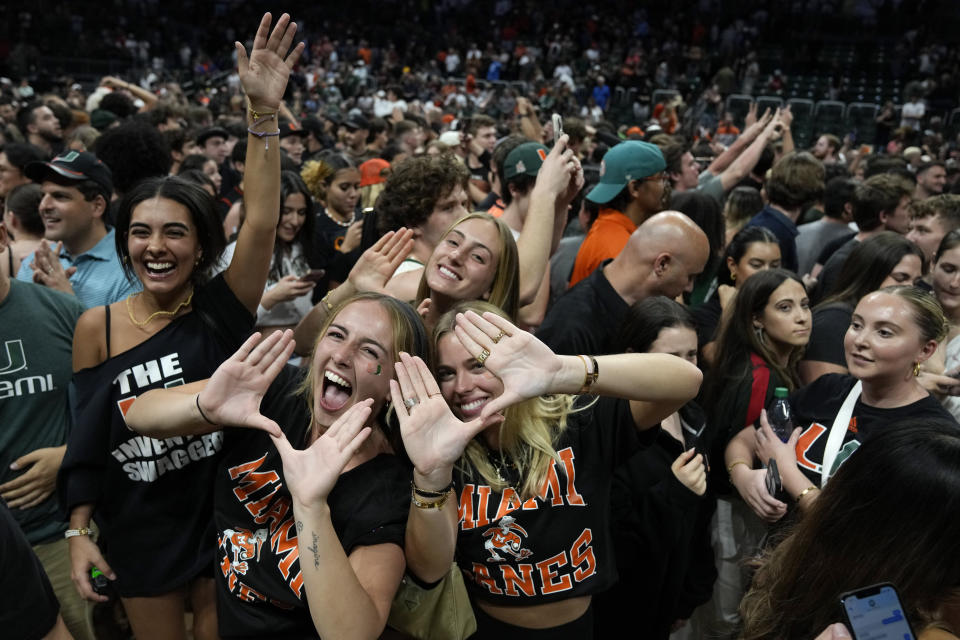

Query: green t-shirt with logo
[0,279,83,543]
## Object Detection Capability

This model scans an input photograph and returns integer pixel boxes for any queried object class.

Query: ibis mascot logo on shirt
[460,446,598,598]
[218,453,305,607]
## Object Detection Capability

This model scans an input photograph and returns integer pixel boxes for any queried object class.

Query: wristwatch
[64,528,93,539]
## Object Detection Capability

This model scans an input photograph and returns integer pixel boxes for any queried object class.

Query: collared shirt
[746,205,800,273]
[17,228,140,309]
[569,208,637,287]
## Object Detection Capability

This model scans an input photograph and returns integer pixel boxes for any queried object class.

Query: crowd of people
[2,5,960,640]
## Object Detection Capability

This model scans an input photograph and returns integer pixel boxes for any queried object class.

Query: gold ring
[492,331,505,344]
[476,348,490,365]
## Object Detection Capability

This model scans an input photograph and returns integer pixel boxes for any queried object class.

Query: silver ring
[403,398,418,410]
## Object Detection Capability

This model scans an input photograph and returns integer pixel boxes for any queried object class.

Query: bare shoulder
[72,305,111,371]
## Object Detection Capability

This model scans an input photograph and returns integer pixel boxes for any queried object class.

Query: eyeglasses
[640,174,670,185]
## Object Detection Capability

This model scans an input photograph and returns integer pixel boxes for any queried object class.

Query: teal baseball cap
[587,140,666,204]
[504,142,549,179]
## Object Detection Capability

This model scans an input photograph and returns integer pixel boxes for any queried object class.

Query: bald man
[537,211,710,355]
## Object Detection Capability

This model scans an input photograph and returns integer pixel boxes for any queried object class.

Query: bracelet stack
[410,481,454,510]
[247,108,279,149]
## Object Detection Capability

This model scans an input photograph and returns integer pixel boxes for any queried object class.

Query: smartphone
[299,269,326,283]
[683,423,710,472]
[841,583,916,640]
[552,113,563,144]
[764,459,782,497]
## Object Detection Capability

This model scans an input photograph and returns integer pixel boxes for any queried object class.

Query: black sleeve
[574,395,648,467]
[194,273,255,353]
[58,371,112,515]
[803,306,851,366]
[0,503,59,640]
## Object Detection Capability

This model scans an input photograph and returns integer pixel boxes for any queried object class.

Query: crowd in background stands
[3,4,960,640]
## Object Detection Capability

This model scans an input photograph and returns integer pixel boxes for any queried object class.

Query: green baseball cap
[504,142,549,179]
[587,140,666,204]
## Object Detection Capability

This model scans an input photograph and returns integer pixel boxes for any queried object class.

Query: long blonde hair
[433,301,576,499]
[416,213,521,320]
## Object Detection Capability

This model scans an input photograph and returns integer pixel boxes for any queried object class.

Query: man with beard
[17,103,62,158]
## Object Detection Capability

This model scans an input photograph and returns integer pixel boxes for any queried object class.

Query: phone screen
[552,113,563,144]
[841,584,916,640]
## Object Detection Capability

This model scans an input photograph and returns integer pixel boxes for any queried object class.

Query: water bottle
[767,387,794,443]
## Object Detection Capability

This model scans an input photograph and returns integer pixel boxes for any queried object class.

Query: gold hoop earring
[730,271,736,281]
[913,361,921,377]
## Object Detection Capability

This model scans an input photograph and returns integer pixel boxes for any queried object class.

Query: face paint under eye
[368,363,382,375]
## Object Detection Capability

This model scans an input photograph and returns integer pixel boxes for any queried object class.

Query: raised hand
[347,228,414,293]
[271,400,373,506]
[532,134,578,201]
[195,330,295,436]
[237,13,305,111]
[391,353,500,487]
[453,310,562,418]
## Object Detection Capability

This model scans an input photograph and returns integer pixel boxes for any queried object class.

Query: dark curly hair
[375,154,469,235]
[93,120,172,195]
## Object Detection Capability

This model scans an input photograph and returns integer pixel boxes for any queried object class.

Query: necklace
[324,207,356,228]
[126,289,194,328]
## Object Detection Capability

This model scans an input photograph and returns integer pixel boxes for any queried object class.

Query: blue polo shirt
[16,228,140,309]
[746,205,800,273]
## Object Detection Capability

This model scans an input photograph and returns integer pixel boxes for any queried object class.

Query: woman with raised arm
[59,14,302,640]
[125,291,429,639]
[393,300,702,638]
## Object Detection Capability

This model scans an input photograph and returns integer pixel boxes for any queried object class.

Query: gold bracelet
[248,107,277,121]
[726,460,750,476]
[411,481,454,499]
[577,355,599,393]
[320,291,334,312]
[797,485,819,501]
[411,490,451,510]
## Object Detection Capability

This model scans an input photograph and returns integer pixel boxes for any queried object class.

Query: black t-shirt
[454,396,652,606]
[813,237,858,304]
[0,503,58,640]
[59,274,254,596]
[692,294,722,349]
[313,207,363,290]
[790,374,959,485]
[803,303,853,366]
[536,261,628,356]
[215,366,409,639]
